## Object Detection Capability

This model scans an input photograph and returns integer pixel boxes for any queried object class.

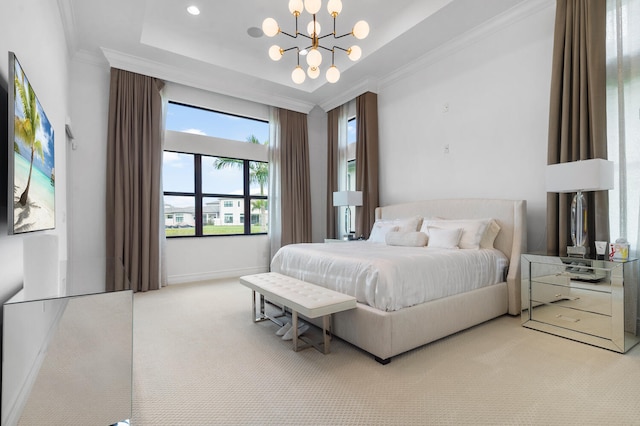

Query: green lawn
[165,225,266,237]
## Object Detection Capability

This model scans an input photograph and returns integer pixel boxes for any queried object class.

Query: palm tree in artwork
[14,71,44,206]
[213,135,268,229]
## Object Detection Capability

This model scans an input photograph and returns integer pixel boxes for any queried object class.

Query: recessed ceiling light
[187,5,200,16]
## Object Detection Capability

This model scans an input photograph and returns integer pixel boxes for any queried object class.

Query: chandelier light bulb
[307,20,321,36]
[292,66,306,84]
[262,18,279,37]
[327,0,343,17]
[306,48,322,68]
[269,45,283,61]
[347,45,362,61]
[262,0,370,85]
[307,66,320,79]
[288,0,303,16]
[352,20,370,39]
[304,0,321,15]
[326,65,340,83]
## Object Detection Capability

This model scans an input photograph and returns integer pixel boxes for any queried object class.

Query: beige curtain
[106,68,165,292]
[326,106,340,239]
[355,92,380,239]
[278,108,312,246]
[547,0,609,256]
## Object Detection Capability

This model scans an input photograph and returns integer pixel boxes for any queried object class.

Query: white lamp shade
[546,159,615,193]
[268,45,283,61]
[291,66,306,84]
[333,191,363,207]
[348,45,362,61]
[307,20,321,36]
[326,65,340,83]
[306,48,322,67]
[352,20,370,39]
[289,0,303,15]
[307,66,320,79]
[327,0,343,16]
[304,0,321,14]
[262,18,279,37]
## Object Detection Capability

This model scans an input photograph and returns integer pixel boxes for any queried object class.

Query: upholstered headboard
[375,199,527,315]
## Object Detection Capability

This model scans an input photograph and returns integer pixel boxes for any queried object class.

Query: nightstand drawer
[530,281,612,316]
[530,303,612,339]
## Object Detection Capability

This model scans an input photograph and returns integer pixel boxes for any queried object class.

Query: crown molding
[72,49,109,68]
[101,48,316,114]
[380,0,555,89]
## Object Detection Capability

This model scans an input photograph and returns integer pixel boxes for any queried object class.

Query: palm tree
[213,135,268,230]
[14,71,45,206]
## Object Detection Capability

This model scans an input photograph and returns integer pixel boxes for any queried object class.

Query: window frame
[163,150,268,238]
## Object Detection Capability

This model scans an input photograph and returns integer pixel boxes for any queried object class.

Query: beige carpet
[131,278,640,425]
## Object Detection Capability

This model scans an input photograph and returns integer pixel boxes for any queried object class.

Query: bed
[271,199,527,363]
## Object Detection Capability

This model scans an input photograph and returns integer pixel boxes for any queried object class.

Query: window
[606,0,640,253]
[347,116,357,190]
[163,102,269,237]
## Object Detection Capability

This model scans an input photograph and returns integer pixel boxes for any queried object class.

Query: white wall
[377,3,555,252]
[66,57,110,293]
[0,1,69,304]
[0,1,69,422]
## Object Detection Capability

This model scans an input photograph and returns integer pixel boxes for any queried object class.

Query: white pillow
[427,227,462,249]
[480,220,501,249]
[368,222,399,243]
[421,219,490,250]
[385,231,428,247]
[376,216,423,233]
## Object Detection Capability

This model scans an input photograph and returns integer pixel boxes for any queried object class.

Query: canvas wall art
[8,52,55,234]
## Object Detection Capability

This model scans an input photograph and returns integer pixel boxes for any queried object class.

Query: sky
[163,103,268,207]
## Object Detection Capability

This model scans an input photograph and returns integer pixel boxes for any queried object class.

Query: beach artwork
[11,54,55,234]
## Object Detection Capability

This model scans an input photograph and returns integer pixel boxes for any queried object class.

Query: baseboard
[166,266,269,285]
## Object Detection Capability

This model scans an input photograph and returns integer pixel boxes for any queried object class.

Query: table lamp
[546,158,614,257]
[333,191,363,239]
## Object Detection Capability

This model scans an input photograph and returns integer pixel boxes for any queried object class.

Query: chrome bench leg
[292,310,299,352]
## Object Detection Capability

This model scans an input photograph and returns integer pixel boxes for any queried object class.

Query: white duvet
[270,242,509,312]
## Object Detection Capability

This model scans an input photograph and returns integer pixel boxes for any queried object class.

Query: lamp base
[567,245,587,258]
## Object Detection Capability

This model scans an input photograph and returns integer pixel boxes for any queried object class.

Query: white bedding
[270,242,509,312]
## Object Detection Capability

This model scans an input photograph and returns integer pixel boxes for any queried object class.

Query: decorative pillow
[480,220,501,249]
[376,216,423,233]
[426,227,462,249]
[368,222,400,243]
[421,219,491,249]
[385,231,428,247]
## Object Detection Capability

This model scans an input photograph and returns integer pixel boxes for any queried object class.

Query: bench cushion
[240,272,356,318]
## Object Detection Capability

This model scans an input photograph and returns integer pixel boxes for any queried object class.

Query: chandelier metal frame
[262,0,369,84]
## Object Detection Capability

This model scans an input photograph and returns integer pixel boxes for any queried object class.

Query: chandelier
[262,0,369,84]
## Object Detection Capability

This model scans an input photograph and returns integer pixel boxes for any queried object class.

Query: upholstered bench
[239,272,357,354]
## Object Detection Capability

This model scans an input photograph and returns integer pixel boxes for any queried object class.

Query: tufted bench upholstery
[240,272,357,353]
